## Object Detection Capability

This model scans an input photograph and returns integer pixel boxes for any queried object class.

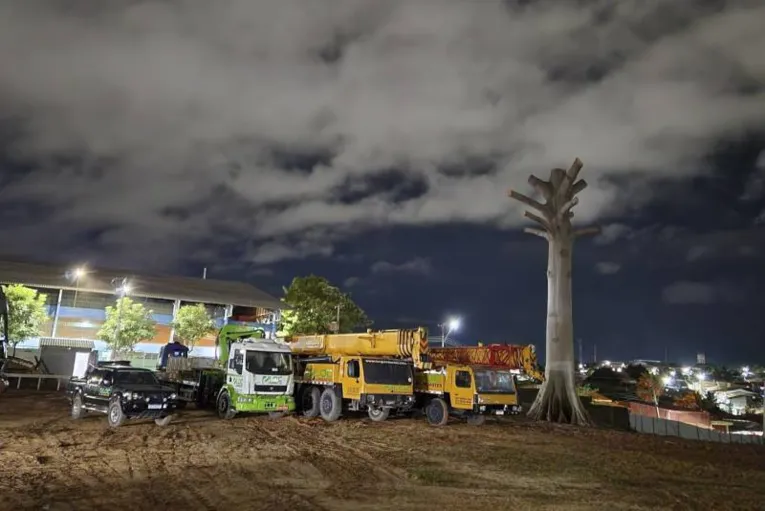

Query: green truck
[156,325,296,419]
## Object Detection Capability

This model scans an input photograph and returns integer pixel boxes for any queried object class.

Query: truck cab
[215,339,296,419]
[415,364,521,426]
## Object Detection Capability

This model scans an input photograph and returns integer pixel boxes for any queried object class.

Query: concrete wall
[629,414,764,445]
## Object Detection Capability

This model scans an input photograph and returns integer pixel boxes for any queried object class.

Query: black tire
[71,394,85,420]
[107,400,125,428]
[466,413,486,426]
[154,415,173,427]
[301,386,321,418]
[425,398,449,427]
[367,406,390,422]
[216,391,237,420]
[268,411,286,419]
[319,387,342,422]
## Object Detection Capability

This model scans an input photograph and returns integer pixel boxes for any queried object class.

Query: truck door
[344,359,361,399]
[451,367,474,410]
[228,349,245,394]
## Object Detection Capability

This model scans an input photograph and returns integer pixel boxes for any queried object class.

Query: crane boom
[287,327,431,369]
[429,344,544,381]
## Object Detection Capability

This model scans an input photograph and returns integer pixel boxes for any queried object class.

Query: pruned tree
[508,158,599,425]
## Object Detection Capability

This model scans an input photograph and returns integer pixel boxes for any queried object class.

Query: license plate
[148,404,164,410]
[495,410,505,415]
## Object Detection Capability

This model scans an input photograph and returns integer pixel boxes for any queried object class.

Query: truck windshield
[362,359,413,385]
[245,351,292,375]
[474,369,516,394]
[115,370,159,386]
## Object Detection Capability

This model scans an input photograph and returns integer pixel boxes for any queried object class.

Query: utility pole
[202,267,207,279]
[578,338,583,365]
[593,344,597,364]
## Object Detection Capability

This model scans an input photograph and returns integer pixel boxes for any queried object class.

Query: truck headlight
[170,393,177,400]
[123,392,134,400]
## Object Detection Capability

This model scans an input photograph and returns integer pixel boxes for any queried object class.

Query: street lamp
[71,266,86,307]
[439,317,461,347]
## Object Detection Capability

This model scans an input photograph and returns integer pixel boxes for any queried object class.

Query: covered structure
[0,258,283,359]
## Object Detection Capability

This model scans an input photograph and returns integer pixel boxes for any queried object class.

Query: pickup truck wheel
[216,391,237,420]
[71,394,85,420]
[319,388,342,422]
[107,400,125,428]
[466,413,486,426]
[425,398,449,427]
[154,415,173,427]
[301,386,321,418]
[367,406,390,422]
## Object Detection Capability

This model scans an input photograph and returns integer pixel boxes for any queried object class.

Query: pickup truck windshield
[245,351,292,375]
[114,370,159,386]
[474,369,516,394]
[362,359,413,385]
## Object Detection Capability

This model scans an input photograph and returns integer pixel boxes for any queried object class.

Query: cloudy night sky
[0,1,763,365]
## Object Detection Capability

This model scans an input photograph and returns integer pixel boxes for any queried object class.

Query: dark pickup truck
[67,361,179,428]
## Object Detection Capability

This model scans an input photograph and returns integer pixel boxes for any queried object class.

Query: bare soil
[1,391,764,511]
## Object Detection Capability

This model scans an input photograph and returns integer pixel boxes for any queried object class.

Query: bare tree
[508,158,599,425]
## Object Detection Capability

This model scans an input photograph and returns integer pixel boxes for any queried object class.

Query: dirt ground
[1,392,764,511]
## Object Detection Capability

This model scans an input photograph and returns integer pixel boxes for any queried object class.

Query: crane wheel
[425,398,449,427]
[319,388,342,422]
[301,386,321,418]
[367,406,390,422]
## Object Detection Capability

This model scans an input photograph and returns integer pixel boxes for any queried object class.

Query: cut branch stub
[558,196,579,221]
[524,227,549,240]
[566,157,583,182]
[524,210,551,231]
[550,168,566,189]
[508,189,549,217]
[571,179,588,196]
[528,175,553,202]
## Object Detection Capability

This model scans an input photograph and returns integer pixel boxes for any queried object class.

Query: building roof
[40,337,95,350]
[0,259,283,310]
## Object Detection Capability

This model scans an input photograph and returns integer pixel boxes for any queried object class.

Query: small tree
[2,284,49,356]
[280,275,371,335]
[171,303,215,352]
[636,373,664,416]
[98,297,157,358]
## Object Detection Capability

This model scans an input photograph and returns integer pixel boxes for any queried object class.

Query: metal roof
[0,259,283,310]
[39,337,94,350]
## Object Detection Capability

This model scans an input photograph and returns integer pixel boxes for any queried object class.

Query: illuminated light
[73,267,86,279]
[697,373,707,381]
[650,367,659,375]
[681,366,692,375]
[602,360,611,367]
[448,318,461,331]
[662,376,673,386]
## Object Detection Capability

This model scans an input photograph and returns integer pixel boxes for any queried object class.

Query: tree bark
[527,229,590,425]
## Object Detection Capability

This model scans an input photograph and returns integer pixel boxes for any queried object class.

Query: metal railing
[2,373,70,391]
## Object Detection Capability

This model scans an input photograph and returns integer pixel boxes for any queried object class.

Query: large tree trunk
[527,232,590,425]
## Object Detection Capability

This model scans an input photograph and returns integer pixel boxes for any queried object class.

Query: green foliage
[171,303,215,352]
[2,284,49,354]
[636,373,664,404]
[577,384,598,397]
[98,297,157,356]
[279,275,371,336]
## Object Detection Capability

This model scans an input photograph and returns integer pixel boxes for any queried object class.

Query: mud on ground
[1,392,764,511]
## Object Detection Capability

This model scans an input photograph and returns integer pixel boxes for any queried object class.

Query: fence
[628,402,711,428]
[2,373,70,391]
[629,413,764,445]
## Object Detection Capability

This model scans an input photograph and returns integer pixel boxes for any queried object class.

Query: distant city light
[662,375,674,386]
[650,367,659,375]
[742,366,752,377]
[681,366,692,375]
[697,372,707,381]
[602,360,611,367]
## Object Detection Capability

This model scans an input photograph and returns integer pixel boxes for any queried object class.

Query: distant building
[0,259,283,359]
[697,352,706,364]
[715,389,758,416]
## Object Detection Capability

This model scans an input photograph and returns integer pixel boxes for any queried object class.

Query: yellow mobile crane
[286,328,430,422]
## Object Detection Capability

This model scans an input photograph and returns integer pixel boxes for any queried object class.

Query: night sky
[0,1,763,365]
